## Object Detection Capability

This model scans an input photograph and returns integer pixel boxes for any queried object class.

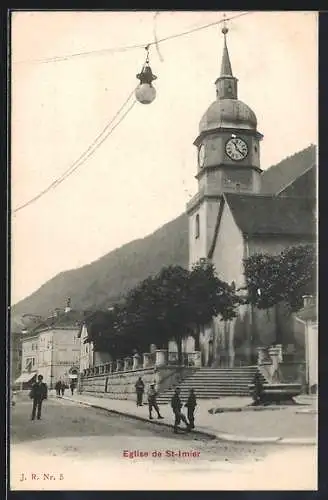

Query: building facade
[17,310,83,388]
[185,25,316,367]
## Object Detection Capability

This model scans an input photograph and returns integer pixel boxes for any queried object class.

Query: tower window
[195,214,200,239]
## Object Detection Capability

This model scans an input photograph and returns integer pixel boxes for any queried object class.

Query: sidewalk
[54,392,317,445]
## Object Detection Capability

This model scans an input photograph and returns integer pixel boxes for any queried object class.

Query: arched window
[195,214,200,239]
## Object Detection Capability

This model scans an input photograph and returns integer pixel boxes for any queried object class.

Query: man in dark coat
[30,374,48,420]
[55,380,62,397]
[61,383,66,396]
[147,383,164,419]
[171,387,189,433]
[185,388,197,429]
[135,377,145,406]
[70,380,75,396]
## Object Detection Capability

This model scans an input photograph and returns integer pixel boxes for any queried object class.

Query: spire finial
[222,13,228,36]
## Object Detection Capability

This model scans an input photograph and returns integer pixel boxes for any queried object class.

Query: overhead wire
[12,89,136,214]
[14,11,252,65]
[12,11,253,213]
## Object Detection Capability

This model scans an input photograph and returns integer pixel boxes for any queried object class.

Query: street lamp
[135,47,157,105]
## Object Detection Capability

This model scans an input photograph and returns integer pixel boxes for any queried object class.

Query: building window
[195,214,200,239]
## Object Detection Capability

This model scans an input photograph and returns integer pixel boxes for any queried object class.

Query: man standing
[70,380,75,396]
[147,383,164,420]
[171,387,189,433]
[61,382,66,397]
[55,380,62,397]
[135,377,145,406]
[185,388,197,429]
[30,374,48,421]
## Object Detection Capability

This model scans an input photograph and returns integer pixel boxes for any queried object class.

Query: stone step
[156,366,264,399]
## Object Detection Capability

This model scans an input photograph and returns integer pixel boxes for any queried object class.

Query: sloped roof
[224,193,316,236]
[31,309,85,333]
[260,144,316,195]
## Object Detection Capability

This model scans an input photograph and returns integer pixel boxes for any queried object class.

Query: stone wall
[79,366,196,400]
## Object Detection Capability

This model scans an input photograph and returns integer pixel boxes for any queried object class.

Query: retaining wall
[79,366,196,400]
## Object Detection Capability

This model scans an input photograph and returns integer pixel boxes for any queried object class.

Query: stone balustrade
[80,350,202,380]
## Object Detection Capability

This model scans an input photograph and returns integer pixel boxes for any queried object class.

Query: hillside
[11,145,316,323]
[12,213,189,319]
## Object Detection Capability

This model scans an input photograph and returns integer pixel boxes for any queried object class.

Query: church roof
[260,145,316,195]
[224,193,316,237]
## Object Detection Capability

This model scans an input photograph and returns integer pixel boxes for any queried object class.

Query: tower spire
[220,23,233,76]
[215,20,238,100]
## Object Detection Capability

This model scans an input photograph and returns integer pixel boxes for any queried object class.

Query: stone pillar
[116,359,123,372]
[268,345,283,382]
[257,347,267,365]
[155,349,167,367]
[143,353,151,368]
[124,357,132,372]
[192,351,201,367]
[133,353,141,370]
[108,362,113,374]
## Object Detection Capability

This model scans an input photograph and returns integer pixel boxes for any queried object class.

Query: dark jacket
[135,380,144,392]
[186,393,197,409]
[171,392,182,411]
[147,387,157,403]
[30,382,48,400]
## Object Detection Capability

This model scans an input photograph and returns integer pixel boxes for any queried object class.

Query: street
[10,394,317,490]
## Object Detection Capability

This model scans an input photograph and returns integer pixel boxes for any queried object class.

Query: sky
[11,11,318,305]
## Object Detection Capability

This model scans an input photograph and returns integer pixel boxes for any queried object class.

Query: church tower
[187,24,263,267]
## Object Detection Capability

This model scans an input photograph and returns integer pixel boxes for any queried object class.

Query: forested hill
[11,144,316,323]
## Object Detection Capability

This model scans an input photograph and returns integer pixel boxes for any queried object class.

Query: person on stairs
[147,383,164,420]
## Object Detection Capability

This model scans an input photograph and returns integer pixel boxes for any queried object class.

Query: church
[184,25,316,368]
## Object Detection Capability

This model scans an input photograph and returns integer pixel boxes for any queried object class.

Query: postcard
[9,10,318,491]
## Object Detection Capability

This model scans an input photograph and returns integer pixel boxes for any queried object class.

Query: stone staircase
[156,366,267,403]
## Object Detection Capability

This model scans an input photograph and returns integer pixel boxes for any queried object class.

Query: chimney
[65,297,71,314]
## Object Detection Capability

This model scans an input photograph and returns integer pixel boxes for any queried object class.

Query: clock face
[225,137,248,161]
[198,144,205,168]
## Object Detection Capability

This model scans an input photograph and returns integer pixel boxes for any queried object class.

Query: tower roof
[198,23,258,135]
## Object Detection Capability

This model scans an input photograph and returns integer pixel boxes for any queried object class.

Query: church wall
[211,202,245,285]
[188,199,221,268]
[209,203,249,365]
[188,202,207,267]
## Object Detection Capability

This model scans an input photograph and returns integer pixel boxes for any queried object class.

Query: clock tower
[187,24,264,266]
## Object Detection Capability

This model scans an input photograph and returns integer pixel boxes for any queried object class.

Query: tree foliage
[243,244,316,312]
[84,262,240,361]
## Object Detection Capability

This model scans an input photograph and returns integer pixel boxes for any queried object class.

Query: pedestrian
[70,381,75,396]
[55,380,62,397]
[61,383,66,397]
[135,376,145,406]
[147,383,164,420]
[29,374,48,421]
[185,388,197,429]
[171,387,189,433]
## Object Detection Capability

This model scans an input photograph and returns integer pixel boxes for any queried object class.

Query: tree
[83,262,241,365]
[243,244,316,342]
